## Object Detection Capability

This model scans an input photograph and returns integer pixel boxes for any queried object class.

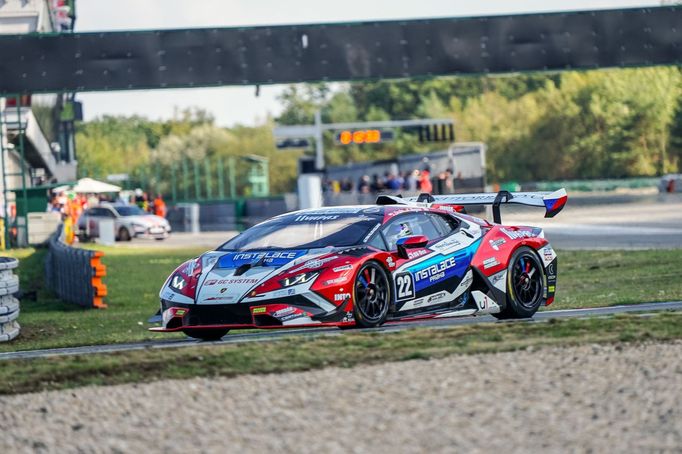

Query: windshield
[220,214,381,251]
[113,206,147,216]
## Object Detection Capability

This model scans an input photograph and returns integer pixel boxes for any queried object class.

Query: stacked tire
[0,257,20,343]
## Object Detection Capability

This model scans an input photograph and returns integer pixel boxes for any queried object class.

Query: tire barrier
[0,257,20,343]
[45,225,108,309]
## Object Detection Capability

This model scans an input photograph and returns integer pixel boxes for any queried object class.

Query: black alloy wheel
[352,261,391,328]
[493,246,546,320]
[183,328,229,341]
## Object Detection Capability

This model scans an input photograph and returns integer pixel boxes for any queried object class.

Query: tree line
[76,66,682,196]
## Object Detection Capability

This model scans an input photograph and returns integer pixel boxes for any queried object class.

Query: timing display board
[0,6,680,94]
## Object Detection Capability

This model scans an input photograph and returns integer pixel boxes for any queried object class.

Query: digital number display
[335,129,393,145]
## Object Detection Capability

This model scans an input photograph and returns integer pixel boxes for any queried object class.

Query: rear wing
[377,189,567,223]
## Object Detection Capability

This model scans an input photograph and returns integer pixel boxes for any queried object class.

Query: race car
[151,189,567,340]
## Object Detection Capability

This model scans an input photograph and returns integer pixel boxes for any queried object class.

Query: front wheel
[351,261,391,328]
[493,246,545,320]
[183,328,229,341]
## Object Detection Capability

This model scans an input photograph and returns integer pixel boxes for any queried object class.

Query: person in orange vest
[153,194,167,218]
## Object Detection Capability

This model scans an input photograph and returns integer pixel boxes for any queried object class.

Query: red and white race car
[152,190,567,340]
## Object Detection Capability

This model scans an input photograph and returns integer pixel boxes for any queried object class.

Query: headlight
[280,272,318,288]
[169,274,187,292]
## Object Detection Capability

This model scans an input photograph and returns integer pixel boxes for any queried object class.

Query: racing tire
[493,246,546,320]
[117,227,132,242]
[183,328,229,341]
[351,261,391,328]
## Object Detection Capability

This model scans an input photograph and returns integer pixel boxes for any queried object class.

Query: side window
[428,213,459,237]
[381,213,441,251]
[367,233,387,251]
[89,208,103,217]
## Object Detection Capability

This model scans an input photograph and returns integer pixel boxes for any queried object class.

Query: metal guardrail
[0,257,20,342]
[45,225,107,309]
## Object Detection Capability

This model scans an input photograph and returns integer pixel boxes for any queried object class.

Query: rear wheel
[183,328,229,341]
[117,227,132,242]
[493,246,545,320]
[351,261,391,328]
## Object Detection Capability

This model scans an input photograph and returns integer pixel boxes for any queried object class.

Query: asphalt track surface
[1,300,681,361]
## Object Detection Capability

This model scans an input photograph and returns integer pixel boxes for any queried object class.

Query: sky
[75,0,662,127]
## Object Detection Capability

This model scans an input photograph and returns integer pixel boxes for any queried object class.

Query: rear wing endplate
[377,189,568,223]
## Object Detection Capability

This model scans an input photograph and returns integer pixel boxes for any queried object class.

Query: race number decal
[395,273,415,301]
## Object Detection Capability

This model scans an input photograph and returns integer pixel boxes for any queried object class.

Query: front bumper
[132,224,171,238]
[150,297,353,332]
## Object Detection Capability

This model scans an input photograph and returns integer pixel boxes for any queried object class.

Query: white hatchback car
[77,203,171,241]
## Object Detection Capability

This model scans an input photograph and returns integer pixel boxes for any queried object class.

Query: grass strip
[1,312,680,395]
[1,247,681,352]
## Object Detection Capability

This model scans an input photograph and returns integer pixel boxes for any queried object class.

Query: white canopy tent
[72,178,121,194]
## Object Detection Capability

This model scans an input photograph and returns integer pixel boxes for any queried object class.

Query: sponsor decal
[407,249,429,260]
[252,307,267,314]
[233,251,300,261]
[386,256,396,268]
[205,278,260,286]
[428,291,447,304]
[342,311,354,322]
[333,264,353,273]
[483,257,500,269]
[334,293,351,302]
[546,263,556,279]
[293,255,339,272]
[548,285,555,292]
[204,296,236,302]
[500,228,535,240]
[387,208,424,218]
[294,214,339,222]
[490,272,505,286]
[460,272,474,288]
[431,236,461,252]
[414,257,457,283]
[166,292,175,300]
[489,238,506,251]
[410,298,425,307]
[220,288,227,293]
[544,249,553,262]
[171,275,186,290]
[324,277,348,285]
[280,313,305,322]
[274,307,296,317]
[363,223,382,242]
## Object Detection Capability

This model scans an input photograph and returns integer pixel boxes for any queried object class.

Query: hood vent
[234,263,252,276]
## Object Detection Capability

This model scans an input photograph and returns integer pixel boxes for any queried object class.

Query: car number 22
[395,273,414,301]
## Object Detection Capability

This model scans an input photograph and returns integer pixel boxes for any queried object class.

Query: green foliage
[76,67,681,191]
[276,67,681,182]
[76,108,299,196]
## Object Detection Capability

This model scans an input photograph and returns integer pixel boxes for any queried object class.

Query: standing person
[153,194,167,218]
[444,168,455,193]
[358,175,371,194]
[419,167,433,194]
[405,169,419,192]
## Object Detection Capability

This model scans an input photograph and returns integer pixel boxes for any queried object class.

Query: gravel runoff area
[1,342,681,453]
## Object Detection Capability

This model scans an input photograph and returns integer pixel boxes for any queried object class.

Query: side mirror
[396,235,429,260]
